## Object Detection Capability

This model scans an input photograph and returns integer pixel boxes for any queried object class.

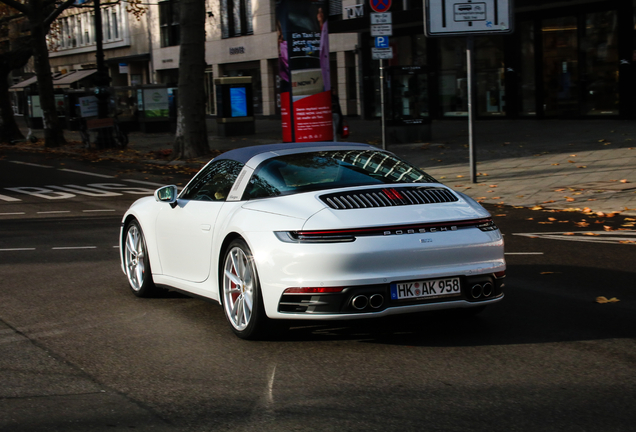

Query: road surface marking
[52,246,97,250]
[37,211,71,214]
[504,252,544,255]
[514,231,636,245]
[58,169,115,178]
[0,212,26,215]
[9,161,54,168]
[0,248,36,251]
[82,209,116,213]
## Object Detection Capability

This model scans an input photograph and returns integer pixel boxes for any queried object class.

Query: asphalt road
[1,153,635,431]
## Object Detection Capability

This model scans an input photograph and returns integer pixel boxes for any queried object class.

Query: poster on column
[276,0,332,142]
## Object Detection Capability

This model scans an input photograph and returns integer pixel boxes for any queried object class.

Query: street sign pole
[467,35,477,183]
[380,59,386,150]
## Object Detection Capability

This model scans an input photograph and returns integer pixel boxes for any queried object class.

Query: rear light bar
[283,287,345,294]
[275,218,497,243]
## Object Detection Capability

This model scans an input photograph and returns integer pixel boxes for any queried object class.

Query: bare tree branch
[0,0,30,15]
[43,0,77,27]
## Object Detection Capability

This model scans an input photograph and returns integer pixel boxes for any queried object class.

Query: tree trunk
[173,0,208,159]
[0,45,33,143]
[30,12,65,148]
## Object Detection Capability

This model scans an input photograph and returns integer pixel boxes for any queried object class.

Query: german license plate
[390,277,461,300]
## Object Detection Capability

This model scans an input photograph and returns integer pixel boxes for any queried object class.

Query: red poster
[293,90,332,142]
[276,0,331,142]
[280,92,292,142]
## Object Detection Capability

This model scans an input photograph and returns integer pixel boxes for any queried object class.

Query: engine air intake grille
[320,187,458,210]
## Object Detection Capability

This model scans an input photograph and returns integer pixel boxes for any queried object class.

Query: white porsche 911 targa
[120,142,505,339]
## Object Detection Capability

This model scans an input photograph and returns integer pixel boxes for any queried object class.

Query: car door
[154,159,244,283]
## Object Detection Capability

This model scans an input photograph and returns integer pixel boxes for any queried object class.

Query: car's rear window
[243,150,437,199]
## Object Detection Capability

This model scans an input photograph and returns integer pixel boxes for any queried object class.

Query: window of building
[52,6,124,51]
[583,10,619,115]
[159,0,180,47]
[519,21,536,116]
[220,0,253,39]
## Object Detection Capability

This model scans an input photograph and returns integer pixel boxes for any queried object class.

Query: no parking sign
[370,0,391,13]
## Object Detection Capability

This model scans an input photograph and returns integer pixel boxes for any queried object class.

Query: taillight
[275,231,356,243]
[476,219,498,231]
[494,270,506,279]
[283,287,344,294]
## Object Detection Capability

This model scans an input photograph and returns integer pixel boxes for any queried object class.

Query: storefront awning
[53,69,98,88]
[10,70,98,91]
[9,76,38,91]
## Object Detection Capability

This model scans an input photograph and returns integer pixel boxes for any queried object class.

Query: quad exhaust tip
[352,295,368,310]
[352,294,384,310]
[471,282,494,299]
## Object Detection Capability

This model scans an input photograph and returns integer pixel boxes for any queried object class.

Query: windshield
[243,150,437,199]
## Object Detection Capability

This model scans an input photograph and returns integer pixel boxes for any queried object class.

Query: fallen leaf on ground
[457,175,464,178]
[595,296,620,304]
[620,179,628,183]
[543,200,555,203]
[516,195,525,198]
[603,226,614,231]
[563,232,575,236]
[568,160,575,163]
[495,214,506,217]
[565,197,575,202]
[548,218,557,221]
[583,232,599,236]
[577,166,587,169]
[551,163,560,166]
[530,205,544,210]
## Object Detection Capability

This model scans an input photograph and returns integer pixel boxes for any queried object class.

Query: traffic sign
[375,36,389,48]
[369,0,391,13]
[424,0,513,36]
[370,12,392,24]
[372,47,393,60]
[371,24,392,36]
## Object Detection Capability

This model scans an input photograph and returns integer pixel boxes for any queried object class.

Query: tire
[123,220,158,297]
[222,239,271,340]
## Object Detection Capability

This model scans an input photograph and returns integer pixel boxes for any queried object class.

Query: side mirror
[154,185,178,208]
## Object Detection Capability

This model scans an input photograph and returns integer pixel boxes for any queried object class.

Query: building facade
[332,0,636,121]
[21,0,636,127]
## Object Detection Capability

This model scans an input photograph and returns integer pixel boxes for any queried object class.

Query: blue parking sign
[375,36,389,48]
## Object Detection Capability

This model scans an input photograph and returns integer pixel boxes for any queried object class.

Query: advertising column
[276,0,332,142]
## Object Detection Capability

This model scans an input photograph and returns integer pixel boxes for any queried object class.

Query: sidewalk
[12,116,636,216]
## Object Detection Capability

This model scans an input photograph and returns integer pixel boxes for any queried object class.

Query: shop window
[519,21,536,115]
[475,37,505,116]
[438,38,467,116]
[583,10,619,115]
[542,16,579,117]
[220,0,253,39]
[159,0,180,47]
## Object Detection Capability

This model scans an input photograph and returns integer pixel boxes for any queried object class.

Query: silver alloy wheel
[124,223,146,291]
[223,246,255,331]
